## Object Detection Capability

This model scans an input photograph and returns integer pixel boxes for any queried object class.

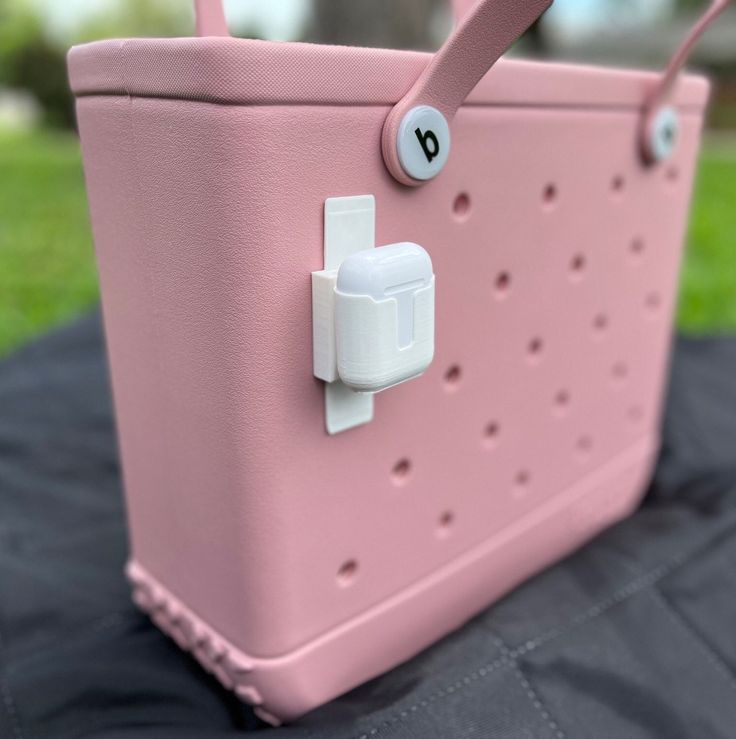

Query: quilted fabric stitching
[352,520,736,739]
[492,633,566,739]
[353,653,511,739]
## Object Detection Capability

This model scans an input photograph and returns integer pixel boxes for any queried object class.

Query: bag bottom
[126,435,656,724]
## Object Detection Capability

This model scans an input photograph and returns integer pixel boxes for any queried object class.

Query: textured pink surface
[67,38,708,110]
[70,37,708,721]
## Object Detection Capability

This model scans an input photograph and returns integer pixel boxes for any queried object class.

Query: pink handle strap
[384,0,731,181]
[381,0,552,186]
[192,1,729,175]
[641,0,731,163]
[648,0,730,111]
[193,0,229,37]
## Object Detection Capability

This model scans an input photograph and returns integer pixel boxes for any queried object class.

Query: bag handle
[192,0,550,186]
[194,0,229,37]
[381,0,552,185]
[382,0,731,184]
[192,1,729,178]
[641,0,731,163]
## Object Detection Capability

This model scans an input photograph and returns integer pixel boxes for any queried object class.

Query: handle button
[396,106,451,181]
[647,106,680,164]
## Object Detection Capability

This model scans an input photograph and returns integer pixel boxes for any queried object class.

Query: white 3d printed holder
[312,196,435,434]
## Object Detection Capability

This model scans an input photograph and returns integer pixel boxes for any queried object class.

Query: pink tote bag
[68,0,729,724]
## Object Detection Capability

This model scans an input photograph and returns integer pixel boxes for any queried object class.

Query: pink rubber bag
[67,0,729,724]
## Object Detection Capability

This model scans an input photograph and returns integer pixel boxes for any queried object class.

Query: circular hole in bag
[630,237,646,259]
[444,364,462,391]
[494,271,512,300]
[483,421,501,449]
[593,313,609,335]
[437,511,455,538]
[611,175,625,196]
[452,192,472,222]
[570,253,586,280]
[576,435,594,461]
[337,560,358,587]
[554,389,571,416]
[514,469,531,498]
[527,337,544,364]
[645,291,662,315]
[542,183,558,210]
[391,458,412,485]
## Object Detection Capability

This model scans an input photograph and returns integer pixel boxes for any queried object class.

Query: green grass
[678,138,736,333]
[0,128,734,357]
[0,128,97,356]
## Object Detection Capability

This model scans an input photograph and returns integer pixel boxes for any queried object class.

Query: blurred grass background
[681,138,736,332]
[0,129,734,356]
[0,128,97,355]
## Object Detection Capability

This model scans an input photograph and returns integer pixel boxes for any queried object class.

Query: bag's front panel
[77,88,703,668]
[251,103,700,654]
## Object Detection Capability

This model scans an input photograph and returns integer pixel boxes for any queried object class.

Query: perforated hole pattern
[337,152,685,585]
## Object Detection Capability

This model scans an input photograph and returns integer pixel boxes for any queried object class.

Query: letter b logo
[415,127,440,163]
[396,106,451,181]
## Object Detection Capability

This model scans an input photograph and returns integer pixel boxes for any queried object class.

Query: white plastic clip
[312,197,435,434]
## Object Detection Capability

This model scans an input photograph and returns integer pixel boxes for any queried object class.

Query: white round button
[396,105,451,181]
[649,106,680,164]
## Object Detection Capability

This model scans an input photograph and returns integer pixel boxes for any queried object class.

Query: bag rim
[67,37,710,110]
